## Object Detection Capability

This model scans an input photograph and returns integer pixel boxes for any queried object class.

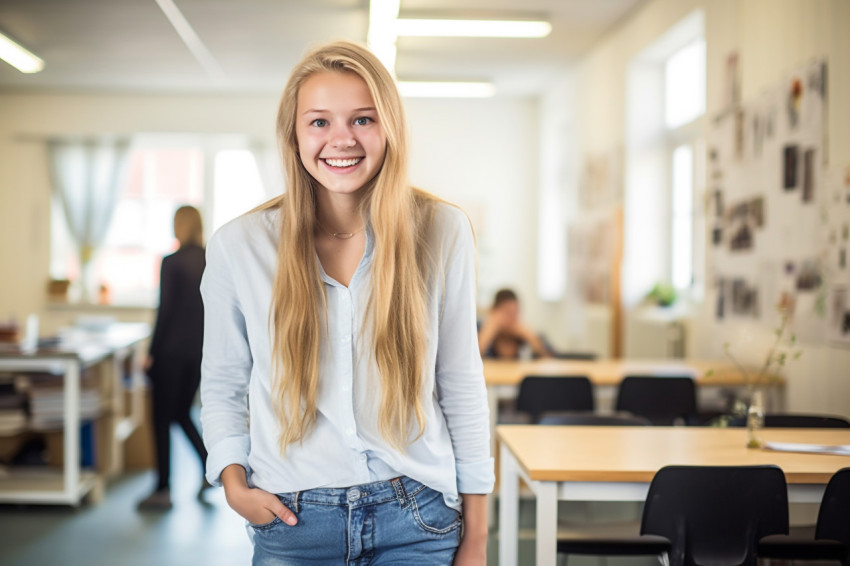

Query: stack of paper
[29,387,101,429]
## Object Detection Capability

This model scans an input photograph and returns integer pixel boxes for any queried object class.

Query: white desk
[0,322,149,505]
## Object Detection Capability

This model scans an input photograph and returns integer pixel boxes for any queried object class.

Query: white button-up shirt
[199,202,494,509]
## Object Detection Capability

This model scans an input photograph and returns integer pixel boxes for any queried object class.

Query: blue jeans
[250,476,462,565]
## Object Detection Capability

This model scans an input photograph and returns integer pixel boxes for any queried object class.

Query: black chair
[615,375,697,425]
[759,467,850,564]
[515,375,594,424]
[551,413,669,562]
[539,412,652,427]
[726,413,850,428]
[641,465,789,566]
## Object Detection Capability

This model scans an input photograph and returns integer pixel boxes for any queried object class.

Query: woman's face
[295,71,387,197]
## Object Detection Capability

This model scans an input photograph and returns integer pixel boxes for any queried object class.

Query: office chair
[759,467,850,564]
[615,375,697,425]
[642,465,789,566]
[515,375,594,424]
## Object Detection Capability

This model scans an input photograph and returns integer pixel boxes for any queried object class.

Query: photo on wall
[783,144,798,190]
[802,148,816,203]
[827,286,850,347]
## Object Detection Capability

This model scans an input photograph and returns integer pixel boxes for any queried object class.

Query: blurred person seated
[478,288,551,359]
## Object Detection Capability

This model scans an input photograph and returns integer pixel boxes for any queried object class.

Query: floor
[0,421,657,566]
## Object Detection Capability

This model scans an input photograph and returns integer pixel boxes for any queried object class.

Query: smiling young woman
[199,41,493,565]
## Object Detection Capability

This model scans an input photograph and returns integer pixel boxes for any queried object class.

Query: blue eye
[354,117,373,126]
[311,118,328,127]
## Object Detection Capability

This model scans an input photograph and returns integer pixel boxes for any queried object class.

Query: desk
[497,425,850,566]
[0,322,149,505]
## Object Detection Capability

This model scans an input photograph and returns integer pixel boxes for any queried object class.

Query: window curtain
[47,138,131,302]
[249,141,285,198]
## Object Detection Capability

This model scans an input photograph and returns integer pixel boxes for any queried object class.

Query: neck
[315,189,363,232]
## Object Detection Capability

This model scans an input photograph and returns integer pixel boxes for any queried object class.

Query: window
[664,37,705,294]
[50,139,273,306]
[624,9,705,307]
[664,38,706,129]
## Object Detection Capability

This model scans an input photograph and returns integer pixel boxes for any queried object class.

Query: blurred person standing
[138,205,209,510]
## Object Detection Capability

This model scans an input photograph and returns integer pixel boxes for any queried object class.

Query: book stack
[29,386,102,430]
[0,391,27,434]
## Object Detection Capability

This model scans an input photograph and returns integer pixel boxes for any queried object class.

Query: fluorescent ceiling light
[398,81,495,98]
[0,31,44,73]
[368,0,401,73]
[395,19,551,38]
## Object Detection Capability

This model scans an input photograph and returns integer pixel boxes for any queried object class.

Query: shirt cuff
[205,434,251,487]
[456,457,495,494]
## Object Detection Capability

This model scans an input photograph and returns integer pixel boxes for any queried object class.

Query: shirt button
[360,454,367,462]
[346,427,354,435]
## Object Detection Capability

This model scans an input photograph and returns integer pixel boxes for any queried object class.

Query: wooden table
[497,425,850,566]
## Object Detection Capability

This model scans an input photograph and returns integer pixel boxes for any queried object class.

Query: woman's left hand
[453,535,486,565]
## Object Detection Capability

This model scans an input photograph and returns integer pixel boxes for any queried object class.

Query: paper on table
[763,441,850,456]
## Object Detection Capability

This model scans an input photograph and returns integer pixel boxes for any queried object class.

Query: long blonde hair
[263,40,437,454]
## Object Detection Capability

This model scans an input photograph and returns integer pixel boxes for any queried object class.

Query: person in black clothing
[138,205,209,510]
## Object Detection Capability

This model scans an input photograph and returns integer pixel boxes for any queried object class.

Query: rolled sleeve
[200,226,254,485]
[435,209,495,495]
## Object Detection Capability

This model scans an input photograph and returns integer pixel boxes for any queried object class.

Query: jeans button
[347,488,361,502]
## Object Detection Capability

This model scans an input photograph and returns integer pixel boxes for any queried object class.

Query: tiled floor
[1,422,657,566]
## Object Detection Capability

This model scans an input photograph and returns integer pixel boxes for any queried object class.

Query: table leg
[534,481,558,566]
[499,442,519,566]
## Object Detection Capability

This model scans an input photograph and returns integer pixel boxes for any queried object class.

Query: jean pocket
[248,494,293,530]
[249,516,283,530]
[409,486,462,535]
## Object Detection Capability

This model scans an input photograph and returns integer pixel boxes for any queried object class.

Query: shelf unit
[0,322,149,505]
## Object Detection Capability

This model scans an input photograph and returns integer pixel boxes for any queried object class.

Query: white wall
[562,0,850,417]
[0,92,540,334]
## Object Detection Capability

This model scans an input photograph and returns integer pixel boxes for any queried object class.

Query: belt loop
[293,491,300,513]
[390,477,408,509]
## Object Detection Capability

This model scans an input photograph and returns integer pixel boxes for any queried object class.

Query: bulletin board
[708,58,850,347]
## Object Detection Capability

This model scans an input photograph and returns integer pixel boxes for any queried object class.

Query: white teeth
[324,157,362,168]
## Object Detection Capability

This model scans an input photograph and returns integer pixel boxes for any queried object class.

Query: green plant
[646,283,677,307]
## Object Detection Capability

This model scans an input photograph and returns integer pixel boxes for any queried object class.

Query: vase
[746,389,765,448]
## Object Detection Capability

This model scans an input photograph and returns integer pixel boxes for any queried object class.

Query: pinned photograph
[795,259,822,291]
[787,76,803,129]
[802,148,815,203]
[751,196,765,227]
[783,145,798,190]
[731,278,759,317]
[712,225,723,246]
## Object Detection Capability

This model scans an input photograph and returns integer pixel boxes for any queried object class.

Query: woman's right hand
[221,464,298,526]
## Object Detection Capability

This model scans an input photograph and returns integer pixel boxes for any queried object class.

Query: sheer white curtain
[249,141,285,198]
[47,138,131,301]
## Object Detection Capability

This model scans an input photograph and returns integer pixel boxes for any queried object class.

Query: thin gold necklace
[317,220,365,240]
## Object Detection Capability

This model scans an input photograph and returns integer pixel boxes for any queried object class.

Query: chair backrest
[816,467,850,548]
[538,412,652,426]
[615,375,697,425]
[641,465,789,566]
[516,375,594,423]
[725,414,850,428]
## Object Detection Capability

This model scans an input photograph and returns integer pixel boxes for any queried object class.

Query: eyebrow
[301,107,377,115]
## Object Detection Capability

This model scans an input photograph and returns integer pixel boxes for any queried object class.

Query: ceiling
[0,0,645,97]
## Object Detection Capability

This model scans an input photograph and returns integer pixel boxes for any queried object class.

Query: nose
[330,124,357,149]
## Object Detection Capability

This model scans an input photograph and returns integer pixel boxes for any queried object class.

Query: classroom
[1,1,848,565]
